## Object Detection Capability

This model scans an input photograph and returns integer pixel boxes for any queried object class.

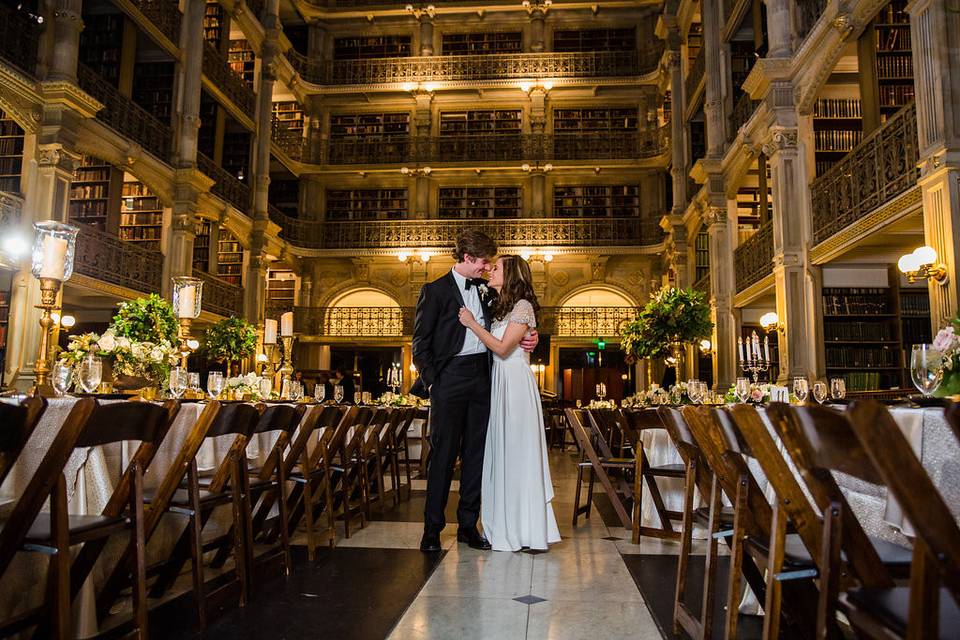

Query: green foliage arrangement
[110,294,179,345]
[620,286,714,360]
[204,317,258,365]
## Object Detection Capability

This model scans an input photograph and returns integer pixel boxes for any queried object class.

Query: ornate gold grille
[734,220,774,292]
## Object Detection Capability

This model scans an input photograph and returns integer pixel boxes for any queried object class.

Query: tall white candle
[177,285,196,318]
[280,312,294,336]
[264,319,278,344]
[39,236,68,280]
[738,337,744,363]
[764,336,770,363]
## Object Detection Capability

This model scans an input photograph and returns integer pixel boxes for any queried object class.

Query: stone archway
[325,288,403,337]
[555,286,639,338]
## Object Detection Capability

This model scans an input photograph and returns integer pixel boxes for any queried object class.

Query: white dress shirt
[451,267,487,356]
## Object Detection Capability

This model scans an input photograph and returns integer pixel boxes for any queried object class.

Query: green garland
[110,294,179,344]
[620,286,714,360]
[203,317,258,364]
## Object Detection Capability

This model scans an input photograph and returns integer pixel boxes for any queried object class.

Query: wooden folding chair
[330,407,375,537]
[358,408,392,517]
[0,398,179,639]
[564,408,633,529]
[383,407,417,504]
[0,396,46,486]
[842,400,960,639]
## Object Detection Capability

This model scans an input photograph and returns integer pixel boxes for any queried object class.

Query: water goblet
[830,378,846,401]
[168,367,188,399]
[812,380,828,404]
[291,381,304,402]
[188,372,201,393]
[259,376,273,399]
[686,379,701,404]
[911,344,943,397]
[735,377,751,404]
[316,384,326,403]
[78,354,102,394]
[334,384,344,404]
[207,371,225,399]
[793,376,809,404]
[53,363,73,397]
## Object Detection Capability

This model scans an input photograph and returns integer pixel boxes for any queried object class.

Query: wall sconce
[398,252,409,262]
[898,246,948,284]
[521,0,552,13]
[521,162,553,174]
[699,338,713,355]
[405,3,436,19]
[400,166,432,177]
[420,252,431,263]
[543,252,553,262]
[759,311,783,333]
[518,79,554,93]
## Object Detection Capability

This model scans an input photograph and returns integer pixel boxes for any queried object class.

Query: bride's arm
[458,308,528,359]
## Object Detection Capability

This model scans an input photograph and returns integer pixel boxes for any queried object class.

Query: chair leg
[762,502,787,640]
[49,474,71,640]
[723,474,749,640]
[631,453,643,545]
[277,461,292,576]
[817,501,843,640]
[323,463,337,549]
[129,464,149,639]
[231,455,249,607]
[673,460,697,635]
[585,467,596,520]
[700,474,723,640]
[186,463,207,629]
[572,459,585,526]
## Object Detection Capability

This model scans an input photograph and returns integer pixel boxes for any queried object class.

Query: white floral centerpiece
[224,373,269,400]
[376,392,428,407]
[586,399,618,409]
[932,318,960,397]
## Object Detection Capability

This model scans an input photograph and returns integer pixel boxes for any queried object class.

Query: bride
[458,255,561,551]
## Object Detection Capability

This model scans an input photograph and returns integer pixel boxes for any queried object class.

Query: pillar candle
[264,319,278,344]
[738,337,744,363]
[39,236,68,279]
[764,336,770,363]
[280,312,294,336]
[177,285,196,318]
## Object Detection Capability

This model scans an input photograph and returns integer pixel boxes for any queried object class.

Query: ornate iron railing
[550,306,639,338]
[198,153,251,212]
[290,49,661,86]
[728,92,759,143]
[273,215,665,249]
[77,64,173,162]
[811,103,919,245]
[130,0,181,44]
[74,224,163,294]
[0,3,41,76]
[694,273,710,294]
[203,42,256,119]
[734,220,774,292]
[272,116,304,161]
[796,0,829,44]
[246,0,264,19]
[324,129,669,165]
[193,269,244,317]
[685,48,705,103]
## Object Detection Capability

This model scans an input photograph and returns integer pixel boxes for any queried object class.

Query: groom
[411,229,537,552]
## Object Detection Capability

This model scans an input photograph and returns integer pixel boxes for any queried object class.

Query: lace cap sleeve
[508,299,537,328]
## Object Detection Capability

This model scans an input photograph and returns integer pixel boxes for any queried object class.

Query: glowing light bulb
[913,245,937,266]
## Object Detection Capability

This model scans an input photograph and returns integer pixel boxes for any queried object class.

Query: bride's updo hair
[492,255,541,321]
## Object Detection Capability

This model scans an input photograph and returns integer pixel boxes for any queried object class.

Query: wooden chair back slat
[0,396,46,487]
[74,401,173,447]
[790,404,884,485]
[254,404,306,435]
[944,402,960,445]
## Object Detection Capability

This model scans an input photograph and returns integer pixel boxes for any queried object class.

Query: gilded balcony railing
[734,220,774,292]
[0,3,41,76]
[198,153,251,212]
[77,64,173,162]
[193,269,244,317]
[796,0,829,44]
[273,215,666,249]
[728,92,759,143]
[74,224,163,294]
[130,0,181,45]
[290,49,661,86]
[272,116,304,161]
[203,42,256,119]
[685,48,705,104]
[550,307,640,338]
[811,103,919,245]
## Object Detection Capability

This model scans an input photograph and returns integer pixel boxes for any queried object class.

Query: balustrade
[734,220,774,292]
[0,3,41,76]
[728,92,759,143]
[685,49,705,104]
[551,307,640,338]
[811,103,919,245]
[74,225,163,294]
[272,117,304,161]
[198,153,252,212]
[193,269,244,317]
[77,65,173,162]
[694,273,710,294]
[203,42,256,120]
[291,49,661,86]
[130,0,180,45]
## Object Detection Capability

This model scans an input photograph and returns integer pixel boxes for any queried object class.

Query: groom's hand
[520,330,539,353]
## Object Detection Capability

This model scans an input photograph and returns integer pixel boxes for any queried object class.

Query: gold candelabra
[178,316,193,368]
[32,277,62,397]
[263,342,280,378]
[279,335,295,388]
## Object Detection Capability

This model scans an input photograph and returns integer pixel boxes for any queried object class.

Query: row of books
[122,197,162,211]
[122,182,154,197]
[69,201,108,217]
[119,227,161,241]
[814,129,863,151]
[0,121,23,136]
[840,372,887,392]
[825,346,898,368]
[824,321,894,342]
[814,98,862,119]
[0,158,23,174]
[877,55,913,79]
[822,288,891,315]
[121,212,163,226]
[900,292,931,315]
[880,84,915,106]
[875,24,911,51]
[71,184,108,199]
[0,138,24,155]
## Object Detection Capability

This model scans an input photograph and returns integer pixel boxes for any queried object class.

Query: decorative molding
[761,129,798,156]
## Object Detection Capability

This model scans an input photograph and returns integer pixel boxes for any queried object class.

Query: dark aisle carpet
[370,489,459,525]
[151,546,445,640]
[623,554,764,640]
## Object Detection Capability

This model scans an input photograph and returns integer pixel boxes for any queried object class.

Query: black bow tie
[465,278,486,290]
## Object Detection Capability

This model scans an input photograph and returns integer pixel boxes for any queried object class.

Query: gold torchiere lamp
[30,221,80,397]
[172,276,203,368]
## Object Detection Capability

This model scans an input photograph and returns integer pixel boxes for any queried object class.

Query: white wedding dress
[481,299,561,551]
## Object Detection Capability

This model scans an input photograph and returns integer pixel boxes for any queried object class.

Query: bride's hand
[458,307,476,327]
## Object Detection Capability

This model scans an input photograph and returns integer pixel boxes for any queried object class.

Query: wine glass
[911,344,944,397]
[316,384,326,403]
[687,379,701,404]
[53,363,73,396]
[78,354,102,394]
[188,372,201,393]
[334,384,344,404]
[207,371,224,399]
[290,381,304,402]
[830,378,846,401]
[168,367,187,399]
[259,376,272,399]
[793,376,809,404]
[735,377,751,404]
[812,380,828,404]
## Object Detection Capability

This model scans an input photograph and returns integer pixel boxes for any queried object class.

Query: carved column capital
[665,50,682,70]
[761,129,798,157]
[702,206,727,227]
[37,145,81,174]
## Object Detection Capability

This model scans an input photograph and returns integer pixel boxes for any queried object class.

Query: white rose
[116,336,131,350]
[98,332,116,352]
[150,347,164,362]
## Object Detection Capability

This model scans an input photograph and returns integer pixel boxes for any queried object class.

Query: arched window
[324,289,403,337]
[556,288,638,337]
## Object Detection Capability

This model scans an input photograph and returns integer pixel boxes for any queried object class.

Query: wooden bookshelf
[330,113,410,138]
[193,219,211,272]
[553,185,640,218]
[729,41,757,92]
[269,179,300,217]
[204,1,225,49]
[272,101,305,136]
[119,177,163,250]
[222,131,251,182]
[228,40,256,85]
[133,62,175,123]
[69,155,116,230]
[553,28,635,52]
[217,229,243,285]
[326,188,408,220]
[439,110,521,135]
[553,108,638,133]
[333,36,411,60]
[813,98,863,176]
[439,187,522,219]
[874,0,913,115]
[441,32,522,55]
[0,110,25,194]
[198,92,219,159]
[899,286,932,386]
[695,230,710,282]
[79,13,124,87]
[267,269,297,311]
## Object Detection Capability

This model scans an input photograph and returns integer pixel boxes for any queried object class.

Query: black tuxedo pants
[424,353,491,533]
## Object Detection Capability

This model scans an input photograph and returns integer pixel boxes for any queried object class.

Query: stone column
[528,6,547,53]
[47,0,83,82]
[418,16,434,56]
[308,20,328,61]
[666,49,688,214]
[908,0,960,330]
[528,87,547,134]
[303,97,325,164]
[705,205,738,389]
[413,89,433,137]
[702,0,727,156]
[765,0,793,59]
[528,171,546,217]
[413,172,431,218]
[301,174,325,221]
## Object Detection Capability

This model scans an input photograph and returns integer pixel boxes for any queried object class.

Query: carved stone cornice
[761,129,798,157]
[0,65,42,132]
[175,166,216,194]
[36,145,82,174]
[741,57,791,100]
[703,205,726,228]
[39,80,102,119]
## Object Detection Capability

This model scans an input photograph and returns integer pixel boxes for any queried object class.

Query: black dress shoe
[420,531,442,552]
[457,527,492,550]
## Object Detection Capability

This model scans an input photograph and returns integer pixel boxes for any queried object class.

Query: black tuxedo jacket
[410,271,492,398]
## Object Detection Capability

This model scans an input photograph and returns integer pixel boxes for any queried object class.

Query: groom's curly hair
[492,255,541,321]
[453,229,498,262]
